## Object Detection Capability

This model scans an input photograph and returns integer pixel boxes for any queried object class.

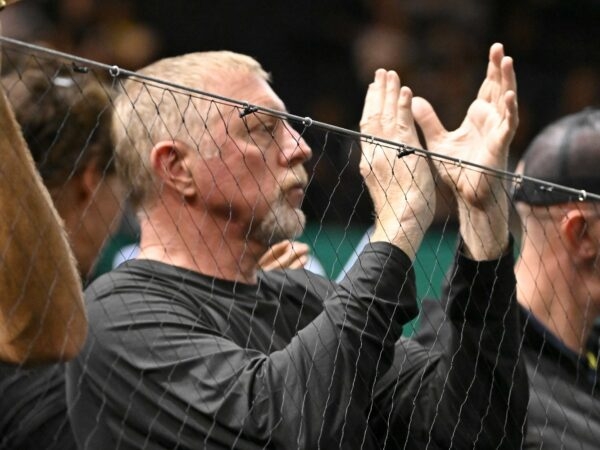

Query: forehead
[211,72,286,113]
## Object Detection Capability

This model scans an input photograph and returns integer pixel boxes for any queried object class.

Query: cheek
[91,180,127,239]
[210,151,280,205]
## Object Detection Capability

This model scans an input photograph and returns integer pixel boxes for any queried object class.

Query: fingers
[412,96,445,147]
[501,54,517,97]
[500,90,519,147]
[498,52,518,143]
[258,240,310,271]
[360,69,407,134]
[360,69,387,131]
[285,242,310,269]
[258,241,286,270]
[382,71,401,128]
[478,43,511,103]
[504,90,519,126]
[360,70,397,174]
[488,43,505,78]
[360,69,421,151]
[397,85,415,132]
[475,43,518,133]
[478,43,502,102]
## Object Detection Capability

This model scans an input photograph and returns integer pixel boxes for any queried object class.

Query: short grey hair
[111,51,271,210]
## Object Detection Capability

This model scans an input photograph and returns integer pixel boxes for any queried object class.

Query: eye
[240,113,280,140]
[264,122,278,137]
[256,115,277,133]
[253,120,278,138]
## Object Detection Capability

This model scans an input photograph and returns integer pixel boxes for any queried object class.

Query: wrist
[371,215,428,261]
[458,201,509,260]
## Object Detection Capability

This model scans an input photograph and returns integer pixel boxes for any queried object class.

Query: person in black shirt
[513,108,600,447]
[416,107,600,448]
[67,44,525,449]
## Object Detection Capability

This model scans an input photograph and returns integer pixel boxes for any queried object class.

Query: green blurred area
[299,223,457,335]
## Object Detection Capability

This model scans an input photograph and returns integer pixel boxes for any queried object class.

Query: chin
[254,208,306,246]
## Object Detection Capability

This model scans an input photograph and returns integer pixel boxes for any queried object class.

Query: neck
[515,246,597,355]
[136,205,267,284]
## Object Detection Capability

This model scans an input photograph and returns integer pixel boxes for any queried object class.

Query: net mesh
[1,38,599,449]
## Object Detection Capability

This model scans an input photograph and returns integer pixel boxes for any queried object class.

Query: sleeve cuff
[447,235,518,324]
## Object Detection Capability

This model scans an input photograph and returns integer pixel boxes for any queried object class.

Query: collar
[521,306,597,384]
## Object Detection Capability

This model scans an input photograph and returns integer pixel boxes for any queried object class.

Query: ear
[561,209,598,262]
[149,140,197,198]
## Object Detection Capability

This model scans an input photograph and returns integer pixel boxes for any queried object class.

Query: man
[67,44,525,448]
[513,107,600,447]
[0,64,124,449]
[416,107,600,448]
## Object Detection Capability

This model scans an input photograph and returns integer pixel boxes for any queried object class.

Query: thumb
[412,96,445,146]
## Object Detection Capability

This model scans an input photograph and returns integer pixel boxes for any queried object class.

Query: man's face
[193,72,312,246]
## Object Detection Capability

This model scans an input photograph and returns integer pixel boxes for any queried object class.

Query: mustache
[280,167,308,191]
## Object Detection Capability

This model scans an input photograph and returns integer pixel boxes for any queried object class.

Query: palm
[441,100,509,205]
[413,43,518,209]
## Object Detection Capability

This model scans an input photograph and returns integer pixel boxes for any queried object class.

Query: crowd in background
[3,0,599,226]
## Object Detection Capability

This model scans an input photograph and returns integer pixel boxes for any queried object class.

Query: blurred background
[2,0,599,286]
[3,0,599,224]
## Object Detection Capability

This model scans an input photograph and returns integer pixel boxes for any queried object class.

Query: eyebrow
[237,96,288,118]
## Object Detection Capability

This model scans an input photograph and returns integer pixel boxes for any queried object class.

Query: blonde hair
[112,51,270,210]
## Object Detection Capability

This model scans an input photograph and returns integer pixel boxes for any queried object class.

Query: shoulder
[261,268,335,300]
[84,260,219,338]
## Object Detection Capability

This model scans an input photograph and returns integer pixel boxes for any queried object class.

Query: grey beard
[252,201,306,247]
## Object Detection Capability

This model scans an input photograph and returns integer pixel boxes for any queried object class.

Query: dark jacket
[415,291,600,448]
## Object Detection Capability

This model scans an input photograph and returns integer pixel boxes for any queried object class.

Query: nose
[281,125,312,167]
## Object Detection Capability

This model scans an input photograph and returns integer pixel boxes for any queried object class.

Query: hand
[412,43,518,259]
[359,69,435,259]
[413,43,518,209]
[258,240,310,271]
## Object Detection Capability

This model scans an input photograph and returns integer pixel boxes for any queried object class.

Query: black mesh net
[1,38,600,450]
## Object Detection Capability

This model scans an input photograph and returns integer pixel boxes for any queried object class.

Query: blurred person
[513,108,600,447]
[0,67,86,369]
[3,66,126,280]
[0,0,86,367]
[0,64,124,449]
[416,107,600,448]
[66,44,526,449]
[1,0,161,71]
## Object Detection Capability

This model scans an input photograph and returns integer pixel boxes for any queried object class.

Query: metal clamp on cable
[396,144,415,159]
[239,102,258,118]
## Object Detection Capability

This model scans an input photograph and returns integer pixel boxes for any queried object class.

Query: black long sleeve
[371,238,528,449]
[67,243,420,449]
